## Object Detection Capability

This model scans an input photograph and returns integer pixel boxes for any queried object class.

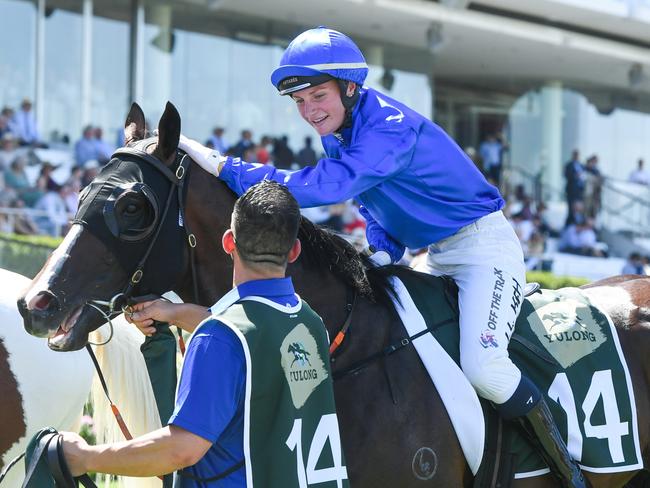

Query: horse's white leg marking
[581,286,635,327]
[23,224,83,307]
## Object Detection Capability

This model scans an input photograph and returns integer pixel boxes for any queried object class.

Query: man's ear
[222,229,236,256]
[287,239,301,264]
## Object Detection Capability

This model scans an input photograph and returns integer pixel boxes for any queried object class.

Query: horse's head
[18,102,190,351]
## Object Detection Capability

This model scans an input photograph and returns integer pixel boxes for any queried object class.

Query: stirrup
[524,282,540,297]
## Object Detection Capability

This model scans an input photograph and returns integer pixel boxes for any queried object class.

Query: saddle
[22,428,96,488]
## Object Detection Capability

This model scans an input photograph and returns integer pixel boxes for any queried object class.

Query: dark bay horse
[17,102,650,487]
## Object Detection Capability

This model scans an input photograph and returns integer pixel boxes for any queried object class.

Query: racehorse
[16,102,650,487]
[0,267,160,488]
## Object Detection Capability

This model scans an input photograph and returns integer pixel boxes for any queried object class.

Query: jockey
[179,26,587,488]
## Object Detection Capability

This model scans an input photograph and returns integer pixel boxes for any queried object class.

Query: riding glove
[360,206,405,264]
[178,134,225,177]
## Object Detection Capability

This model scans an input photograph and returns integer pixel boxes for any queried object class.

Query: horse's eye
[124,203,139,215]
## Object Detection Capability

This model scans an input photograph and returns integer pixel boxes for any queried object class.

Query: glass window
[0,0,36,109]
[43,7,82,142]
[91,15,129,149]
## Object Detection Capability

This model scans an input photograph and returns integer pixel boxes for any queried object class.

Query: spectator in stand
[622,252,646,275]
[296,136,318,167]
[510,211,536,253]
[272,135,294,169]
[94,127,114,163]
[0,133,19,170]
[34,185,70,236]
[564,149,586,225]
[1,107,15,129]
[0,113,11,140]
[525,231,546,271]
[81,159,100,188]
[67,165,84,193]
[37,162,61,192]
[206,127,227,153]
[583,154,603,219]
[5,156,42,206]
[341,200,365,235]
[629,159,650,186]
[255,135,272,165]
[229,129,254,158]
[479,133,504,187]
[11,98,42,147]
[559,215,603,257]
[61,182,79,214]
[242,146,258,164]
[75,125,99,167]
[8,197,39,235]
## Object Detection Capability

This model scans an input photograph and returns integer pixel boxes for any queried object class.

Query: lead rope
[85,344,164,481]
[85,345,133,441]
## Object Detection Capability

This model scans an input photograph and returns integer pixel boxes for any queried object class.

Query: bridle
[77,140,199,350]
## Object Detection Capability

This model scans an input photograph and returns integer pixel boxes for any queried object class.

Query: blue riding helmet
[271,26,368,95]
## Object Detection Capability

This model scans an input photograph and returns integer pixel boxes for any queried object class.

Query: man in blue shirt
[177,27,588,488]
[75,125,100,167]
[59,181,346,487]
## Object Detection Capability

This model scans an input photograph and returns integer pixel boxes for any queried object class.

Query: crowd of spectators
[0,101,108,237]
[0,117,365,241]
[3,111,649,272]
[207,127,320,171]
[560,150,607,257]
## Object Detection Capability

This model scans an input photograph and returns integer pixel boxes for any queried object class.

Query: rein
[329,284,456,382]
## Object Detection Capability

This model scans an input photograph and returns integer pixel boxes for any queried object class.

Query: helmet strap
[336,80,359,132]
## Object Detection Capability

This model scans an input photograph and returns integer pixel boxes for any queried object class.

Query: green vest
[216,297,350,488]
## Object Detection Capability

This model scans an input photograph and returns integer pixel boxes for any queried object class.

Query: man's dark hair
[232,180,300,266]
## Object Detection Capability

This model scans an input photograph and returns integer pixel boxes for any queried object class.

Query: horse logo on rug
[288,342,312,367]
[281,324,328,408]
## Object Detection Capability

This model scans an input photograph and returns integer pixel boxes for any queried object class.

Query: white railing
[600,180,650,235]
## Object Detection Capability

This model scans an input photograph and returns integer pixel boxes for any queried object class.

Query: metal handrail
[507,165,650,235]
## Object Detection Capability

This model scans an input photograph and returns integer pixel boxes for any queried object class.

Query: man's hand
[126,301,210,335]
[60,432,90,477]
[125,299,178,336]
[178,134,224,177]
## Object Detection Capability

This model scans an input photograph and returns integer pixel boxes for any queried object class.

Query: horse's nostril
[28,291,60,312]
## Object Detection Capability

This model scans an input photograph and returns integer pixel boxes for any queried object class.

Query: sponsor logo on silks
[479,330,498,348]
[281,323,328,409]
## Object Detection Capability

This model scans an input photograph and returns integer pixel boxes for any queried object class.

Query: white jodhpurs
[417,210,526,405]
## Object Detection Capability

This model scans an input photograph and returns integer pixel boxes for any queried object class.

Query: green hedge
[0,233,62,278]
[526,271,590,290]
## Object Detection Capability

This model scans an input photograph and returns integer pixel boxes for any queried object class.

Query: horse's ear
[157,101,180,163]
[124,102,146,144]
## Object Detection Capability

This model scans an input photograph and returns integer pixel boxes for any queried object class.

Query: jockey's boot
[515,397,591,488]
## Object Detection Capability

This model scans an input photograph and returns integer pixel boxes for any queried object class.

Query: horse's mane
[297,217,408,310]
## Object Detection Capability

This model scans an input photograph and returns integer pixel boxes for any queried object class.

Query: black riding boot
[515,397,590,488]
